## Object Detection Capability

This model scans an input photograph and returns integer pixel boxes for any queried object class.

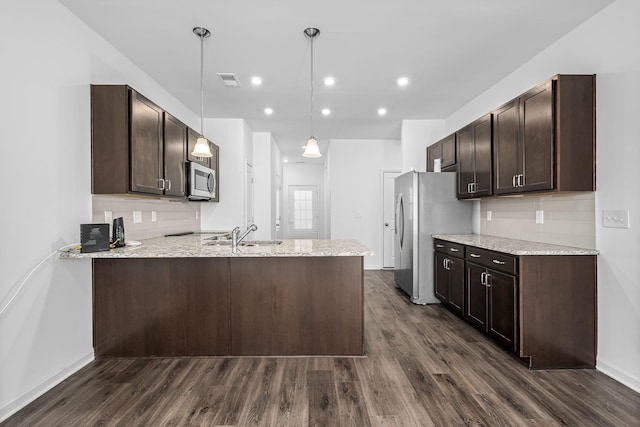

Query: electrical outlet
[487,210,492,221]
[603,210,630,228]
[104,210,113,224]
[536,210,544,224]
[151,211,157,222]
[195,211,199,220]
[133,211,142,224]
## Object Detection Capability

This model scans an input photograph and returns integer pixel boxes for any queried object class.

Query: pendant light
[302,27,321,158]
[192,26,213,158]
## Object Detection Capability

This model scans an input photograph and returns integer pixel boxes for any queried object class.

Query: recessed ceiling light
[322,108,331,116]
[264,107,273,115]
[283,158,289,163]
[397,77,409,87]
[324,77,335,86]
[251,76,262,85]
[378,108,387,116]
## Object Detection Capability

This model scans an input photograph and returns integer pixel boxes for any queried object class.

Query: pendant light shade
[302,137,321,158]
[302,27,321,158]
[192,26,213,158]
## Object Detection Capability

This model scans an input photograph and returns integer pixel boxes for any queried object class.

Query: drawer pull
[470,253,480,258]
[449,248,459,252]
[492,259,506,265]
[436,244,444,248]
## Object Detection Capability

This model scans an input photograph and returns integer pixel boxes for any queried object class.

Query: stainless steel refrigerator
[394,171,472,304]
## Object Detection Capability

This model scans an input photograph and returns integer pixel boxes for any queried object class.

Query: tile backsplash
[479,192,595,249]
[92,195,200,241]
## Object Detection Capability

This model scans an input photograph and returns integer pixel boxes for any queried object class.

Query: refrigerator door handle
[397,194,405,249]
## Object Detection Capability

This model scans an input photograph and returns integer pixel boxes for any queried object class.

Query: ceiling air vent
[217,73,242,87]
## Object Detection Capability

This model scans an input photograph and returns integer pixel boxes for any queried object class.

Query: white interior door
[287,185,318,239]
[383,170,400,268]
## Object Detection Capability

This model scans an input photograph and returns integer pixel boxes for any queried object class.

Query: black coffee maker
[111,217,125,247]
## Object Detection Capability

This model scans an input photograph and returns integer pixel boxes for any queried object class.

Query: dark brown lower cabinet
[93,256,364,357]
[437,238,597,369]
[434,252,465,316]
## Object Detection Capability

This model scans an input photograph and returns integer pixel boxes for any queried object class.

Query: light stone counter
[432,234,599,256]
[60,234,373,259]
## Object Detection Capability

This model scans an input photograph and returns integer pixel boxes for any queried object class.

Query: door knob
[384,222,389,227]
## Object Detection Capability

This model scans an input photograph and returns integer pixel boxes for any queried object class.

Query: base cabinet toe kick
[434,237,597,369]
[92,256,364,357]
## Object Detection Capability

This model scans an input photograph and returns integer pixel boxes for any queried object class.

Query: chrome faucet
[231,224,257,249]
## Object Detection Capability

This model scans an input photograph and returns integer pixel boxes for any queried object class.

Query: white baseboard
[364,264,382,270]
[0,352,94,423]
[597,359,640,393]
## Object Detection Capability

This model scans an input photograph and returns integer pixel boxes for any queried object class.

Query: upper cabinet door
[456,114,492,199]
[472,114,492,197]
[426,142,442,172]
[456,124,475,198]
[521,80,554,193]
[440,133,457,169]
[163,113,187,198]
[130,90,164,195]
[493,98,521,195]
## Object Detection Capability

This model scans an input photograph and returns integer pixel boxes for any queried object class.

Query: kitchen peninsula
[61,236,371,358]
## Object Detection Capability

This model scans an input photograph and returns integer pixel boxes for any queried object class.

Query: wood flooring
[3,270,639,426]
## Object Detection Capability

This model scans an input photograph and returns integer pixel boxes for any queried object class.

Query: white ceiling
[59,0,612,163]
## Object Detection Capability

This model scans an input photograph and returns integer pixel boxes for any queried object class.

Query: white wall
[252,132,283,240]
[0,0,200,421]
[328,139,402,269]
[282,163,327,239]
[443,0,640,392]
[200,118,252,231]
[400,120,446,172]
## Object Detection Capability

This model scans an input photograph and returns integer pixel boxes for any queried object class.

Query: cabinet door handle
[443,259,448,270]
[470,253,480,258]
[166,179,171,190]
[519,174,525,187]
[449,248,459,252]
[492,259,506,265]
[158,179,165,190]
[467,183,471,193]
[512,175,517,188]
[480,272,486,286]
[485,273,491,288]
[436,244,444,248]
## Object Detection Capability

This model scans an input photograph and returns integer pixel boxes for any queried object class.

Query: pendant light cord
[200,32,205,136]
[310,34,314,138]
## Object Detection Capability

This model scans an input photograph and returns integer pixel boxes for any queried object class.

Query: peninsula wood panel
[229,257,364,356]
[93,258,230,357]
[519,255,597,368]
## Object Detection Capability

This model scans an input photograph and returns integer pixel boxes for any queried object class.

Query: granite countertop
[59,234,373,259]
[432,234,599,256]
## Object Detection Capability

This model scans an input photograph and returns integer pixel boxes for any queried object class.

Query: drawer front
[465,246,517,275]
[434,239,465,258]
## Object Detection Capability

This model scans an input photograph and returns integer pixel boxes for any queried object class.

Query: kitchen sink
[205,240,282,247]
[241,240,283,246]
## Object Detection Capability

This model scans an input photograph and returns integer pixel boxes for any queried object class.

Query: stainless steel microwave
[187,161,216,201]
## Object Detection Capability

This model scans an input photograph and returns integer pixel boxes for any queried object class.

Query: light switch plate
[133,211,142,224]
[151,211,157,222]
[487,210,492,221]
[603,210,630,228]
[104,210,113,224]
[536,210,544,224]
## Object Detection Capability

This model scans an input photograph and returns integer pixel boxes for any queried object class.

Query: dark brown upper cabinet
[493,75,595,195]
[92,85,195,199]
[426,133,456,172]
[163,113,187,198]
[456,113,492,199]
